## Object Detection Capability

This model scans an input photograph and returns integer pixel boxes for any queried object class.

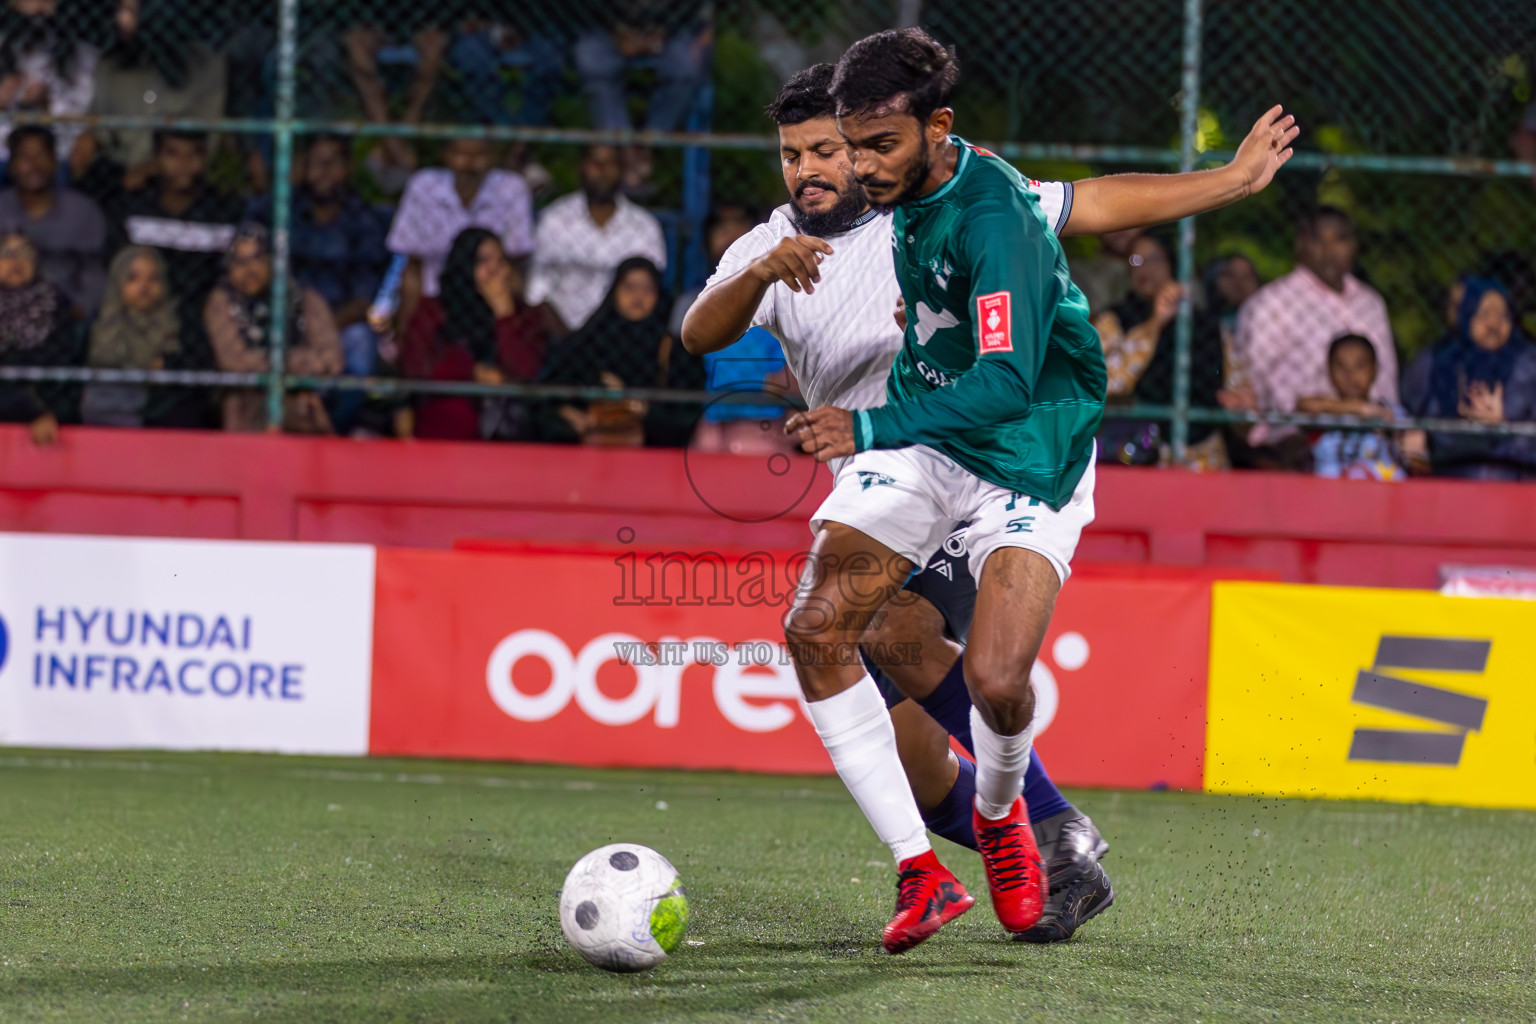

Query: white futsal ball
[559,843,689,972]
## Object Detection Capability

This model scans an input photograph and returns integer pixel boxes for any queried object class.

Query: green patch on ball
[650,883,689,953]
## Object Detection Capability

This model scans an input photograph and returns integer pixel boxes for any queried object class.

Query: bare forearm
[332,298,370,328]
[1064,167,1248,237]
[1295,396,1384,416]
[1296,396,1344,414]
[679,269,770,355]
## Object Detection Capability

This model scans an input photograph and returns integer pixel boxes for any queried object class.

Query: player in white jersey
[682,64,1297,950]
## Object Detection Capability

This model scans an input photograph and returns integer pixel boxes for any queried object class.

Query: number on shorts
[1004,492,1042,512]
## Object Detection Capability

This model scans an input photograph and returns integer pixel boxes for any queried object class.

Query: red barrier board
[8,425,1536,590]
[369,546,1213,789]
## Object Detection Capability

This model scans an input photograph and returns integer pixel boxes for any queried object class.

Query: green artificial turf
[0,750,1532,1023]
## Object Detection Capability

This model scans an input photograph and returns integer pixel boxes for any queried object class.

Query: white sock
[971,705,1034,820]
[806,676,932,863]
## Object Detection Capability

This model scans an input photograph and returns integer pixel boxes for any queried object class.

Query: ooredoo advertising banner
[369,547,1213,788]
[1206,582,1536,809]
[0,534,376,754]
[370,546,831,774]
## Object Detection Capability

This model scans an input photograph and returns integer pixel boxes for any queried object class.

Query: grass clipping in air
[0,750,1532,1023]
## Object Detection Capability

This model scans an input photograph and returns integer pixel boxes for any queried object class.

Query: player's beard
[790,178,868,237]
[862,147,933,213]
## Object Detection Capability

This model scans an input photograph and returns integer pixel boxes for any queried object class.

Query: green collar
[910,136,970,208]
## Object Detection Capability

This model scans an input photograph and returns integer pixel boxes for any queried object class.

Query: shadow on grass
[1,945,899,1024]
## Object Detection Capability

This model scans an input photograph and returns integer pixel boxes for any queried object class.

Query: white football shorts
[810,443,1096,585]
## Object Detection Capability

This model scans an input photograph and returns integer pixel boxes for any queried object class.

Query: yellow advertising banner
[1206,582,1536,809]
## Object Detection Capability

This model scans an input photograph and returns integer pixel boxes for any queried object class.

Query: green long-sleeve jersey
[848,137,1106,510]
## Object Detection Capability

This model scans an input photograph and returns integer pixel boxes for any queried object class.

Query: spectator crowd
[0,0,1532,485]
[1091,207,1536,483]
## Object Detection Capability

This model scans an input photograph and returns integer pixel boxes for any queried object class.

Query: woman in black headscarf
[538,256,703,447]
[1400,276,1536,480]
[398,226,544,440]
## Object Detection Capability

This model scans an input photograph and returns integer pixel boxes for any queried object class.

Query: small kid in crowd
[1298,333,1407,480]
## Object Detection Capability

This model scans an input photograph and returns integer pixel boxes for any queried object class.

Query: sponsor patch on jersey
[977,291,1012,353]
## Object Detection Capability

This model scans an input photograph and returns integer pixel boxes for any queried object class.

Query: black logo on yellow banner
[1347,636,1490,766]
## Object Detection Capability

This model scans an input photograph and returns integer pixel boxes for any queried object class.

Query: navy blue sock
[922,754,978,851]
[913,654,975,754]
[915,650,1075,825]
[1022,749,1073,822]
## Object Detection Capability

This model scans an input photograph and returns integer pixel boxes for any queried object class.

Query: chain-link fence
[0,0,1532,478]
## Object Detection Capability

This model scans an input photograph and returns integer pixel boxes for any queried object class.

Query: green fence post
[1172,0,1204,463]
[266,0,300,429]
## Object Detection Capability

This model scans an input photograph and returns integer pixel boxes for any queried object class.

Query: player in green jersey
[687,61,1297,950]
[778,27,1241,952]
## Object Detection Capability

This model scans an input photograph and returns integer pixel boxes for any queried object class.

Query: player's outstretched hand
[785,405,856,461]
[750,235,833,294]
[1230,105,1299,196]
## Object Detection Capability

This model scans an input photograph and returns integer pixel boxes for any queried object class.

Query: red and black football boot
[881,849,975,954]
[973,796,1047,933]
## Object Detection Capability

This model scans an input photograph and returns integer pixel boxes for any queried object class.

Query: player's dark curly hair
[764,63,837,126]
[830,28,959,123]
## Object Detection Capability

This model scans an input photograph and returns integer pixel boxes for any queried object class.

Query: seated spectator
[1071,227,1142,316]
[80,245,178,427]
[573,1,712,193]
[0,231,77,444]
[0,125,106,317]
[1092,233,1227,470]
[105,129,244,428]
[526,145,667,334]
[538,257,699,447]
[690,327,797,455]
[1206,252,1261,337]
[673,200,799,455]
[1207,252,1263,435]
[1232,206,1397,470]
[250,134,386,378]
[386,136,533,307]
[69,0,227,202]
[397,227,544,442]
[342,8,449,191]
[204,224,341,434]
[108,131,244,317]
[1299,334,1406,481]
[669,199,757,338]
[1401,277,1536,481]
[0,0,97,164]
